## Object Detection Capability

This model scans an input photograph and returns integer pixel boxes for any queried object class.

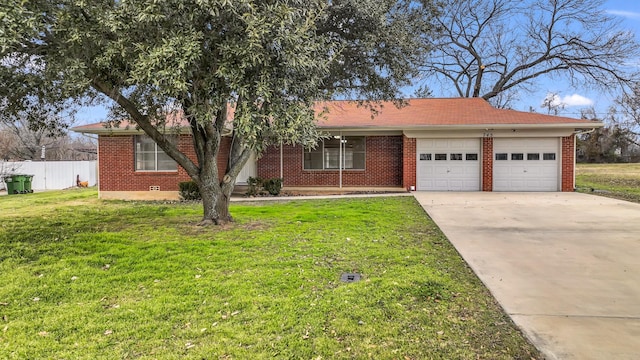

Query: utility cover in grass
[340,273,361,283]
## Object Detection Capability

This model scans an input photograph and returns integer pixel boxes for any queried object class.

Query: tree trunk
[194,129,251,226]
[199,183,233,226]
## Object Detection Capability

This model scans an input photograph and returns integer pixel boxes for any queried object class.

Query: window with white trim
[304,136,365,170]
[135,135,177,171]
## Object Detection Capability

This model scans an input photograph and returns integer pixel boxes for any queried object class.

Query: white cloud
[561,94,594,107]
[606,10,640,20]
[542,93,593,109]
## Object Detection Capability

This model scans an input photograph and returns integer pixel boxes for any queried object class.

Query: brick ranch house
[72,98,603,200]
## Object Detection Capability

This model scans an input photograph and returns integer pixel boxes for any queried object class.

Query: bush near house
[179,181,201,201]
[246,176,283,196]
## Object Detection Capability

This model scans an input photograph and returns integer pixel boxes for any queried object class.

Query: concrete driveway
[413,192,640,360]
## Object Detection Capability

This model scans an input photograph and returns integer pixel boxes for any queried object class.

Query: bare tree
[0,118,57,160]
[577,107,640,163]
[420,0,639,107]
[541,92,565,115]
[615,83,640,135]
[0,116,96,161]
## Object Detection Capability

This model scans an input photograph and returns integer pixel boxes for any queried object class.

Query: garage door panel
[434,139,450,148]
[494,167,510,177]
[432,166,450,175]
[417,139,480,191]
[493,138,559,192]
[449,167,466,176]
[448,180,465,190]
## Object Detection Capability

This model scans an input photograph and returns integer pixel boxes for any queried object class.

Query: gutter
[72,121,605,135]
[318,122,605,132]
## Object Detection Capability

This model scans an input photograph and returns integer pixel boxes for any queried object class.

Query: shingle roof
[315,98,596,127]
[71,97,600,134]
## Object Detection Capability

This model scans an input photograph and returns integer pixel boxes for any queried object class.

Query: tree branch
[91,79,199,177]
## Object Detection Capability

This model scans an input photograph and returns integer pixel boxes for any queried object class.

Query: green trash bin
[3,175,23,194]
[3,174,34,195]
[22,175,34,193]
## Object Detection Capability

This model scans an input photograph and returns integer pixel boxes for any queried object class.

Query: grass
[576,163,640,203]
[0,188,541,359]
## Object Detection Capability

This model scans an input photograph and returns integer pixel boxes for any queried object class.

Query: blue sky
[517,0,640,118]
[73,0,640,125]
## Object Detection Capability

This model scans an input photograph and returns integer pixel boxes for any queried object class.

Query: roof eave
[71,125,234,136]
[72,120,604,135]
[318,122,604,132]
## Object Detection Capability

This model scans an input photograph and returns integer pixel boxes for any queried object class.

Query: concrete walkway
[413,192,640,360]
[231,192,412,202]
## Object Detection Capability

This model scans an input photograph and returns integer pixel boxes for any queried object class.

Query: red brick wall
[561,134,575,192]
[257,136,403,187]
[482,137,493,191]
[402,136,416,190]
[98,135,230,191]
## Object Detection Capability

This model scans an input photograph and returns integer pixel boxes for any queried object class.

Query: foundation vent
[149,186,160,191]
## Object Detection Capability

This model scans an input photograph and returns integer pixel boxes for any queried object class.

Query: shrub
[246,177,283,196]
[246,177,263,196]
[179,181,201,200]
[263,178,283,196]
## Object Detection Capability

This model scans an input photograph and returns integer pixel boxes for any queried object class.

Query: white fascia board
[321,122,602,133]
[401,124,602,138]
[319,129,403,136]
[71,127,191,135]
[404,129,577,138]
[72,126,234,137]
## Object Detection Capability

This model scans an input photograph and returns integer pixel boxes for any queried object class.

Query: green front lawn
[0,189,540,359]
[576,163,640,203]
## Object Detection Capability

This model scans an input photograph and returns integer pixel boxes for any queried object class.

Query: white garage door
[417,139,480,191]
[493,138,559,191]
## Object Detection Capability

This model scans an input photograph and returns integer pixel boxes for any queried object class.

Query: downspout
[573,128,597,190]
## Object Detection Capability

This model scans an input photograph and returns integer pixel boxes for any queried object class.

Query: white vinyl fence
[1,161,97,190]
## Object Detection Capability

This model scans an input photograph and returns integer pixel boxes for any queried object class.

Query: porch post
[279,142,283,181]
[339,132,343,188]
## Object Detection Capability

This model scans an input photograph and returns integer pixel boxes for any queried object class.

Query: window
[450,153,463,160]
[543,153,556,160]
[495,153,508,160]
[435,153,447,160]
[303,136,365,170]
[527,153,540,160]
[420,153,432,161]
[135,136,177,171]
[511,153,524,160]
[466,153,478,161]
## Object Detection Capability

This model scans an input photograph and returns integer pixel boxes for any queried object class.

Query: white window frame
[134,135,178,172]
[303,136,366,171]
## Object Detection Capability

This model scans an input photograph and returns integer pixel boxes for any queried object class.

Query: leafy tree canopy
[0,0,436,224]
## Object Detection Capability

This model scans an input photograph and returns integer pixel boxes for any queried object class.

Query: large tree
[1,0,435,224]
[0,116,97,161]
[577,107,640,163]
[616,83,640,136]
[419,0,639,107]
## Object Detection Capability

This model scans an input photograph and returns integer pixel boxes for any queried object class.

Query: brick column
[402,135,416,190]
[561,134,575,192]
[482,137,493,191]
